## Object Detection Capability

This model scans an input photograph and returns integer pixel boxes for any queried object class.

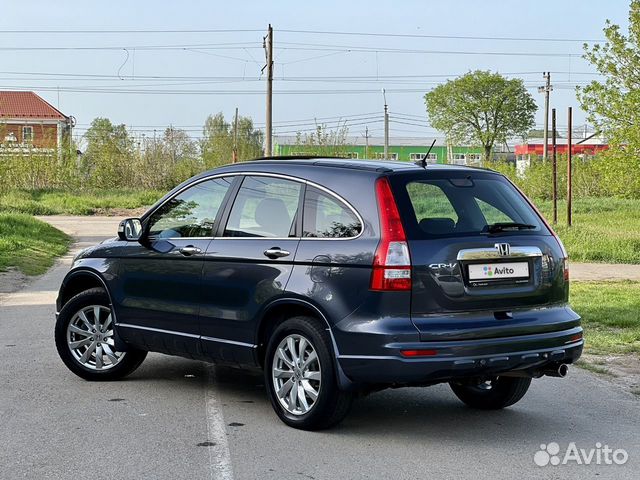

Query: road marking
[205,367,234,480]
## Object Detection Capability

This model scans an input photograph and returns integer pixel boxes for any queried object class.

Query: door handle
[179,245,202,256]
[263,248,290,259]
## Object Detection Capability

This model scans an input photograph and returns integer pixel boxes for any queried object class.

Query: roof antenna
[420,139,437,168]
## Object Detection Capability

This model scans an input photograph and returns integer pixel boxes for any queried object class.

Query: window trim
[22,126,34,143]
[142,171,364,242]
[373,152,398,161]
[409,152,437,162]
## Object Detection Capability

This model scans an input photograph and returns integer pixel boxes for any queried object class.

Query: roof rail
[252,155,346,161]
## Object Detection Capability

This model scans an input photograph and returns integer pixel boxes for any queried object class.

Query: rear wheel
[55,288,147,381]
[264,316,353,430]
[449,376,531,410]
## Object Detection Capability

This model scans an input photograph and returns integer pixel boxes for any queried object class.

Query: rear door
[388,171,569,338]
[199,174,303,364]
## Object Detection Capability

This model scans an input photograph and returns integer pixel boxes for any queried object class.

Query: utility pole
[232,107,239,163]
[551,108,557,224]
[538,72,552,162]
[567,107,573,227]
[365,126,369,158]
[382,89,389,160]
[263,24,274,157]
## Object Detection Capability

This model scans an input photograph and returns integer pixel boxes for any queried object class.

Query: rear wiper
[483,222,537,233]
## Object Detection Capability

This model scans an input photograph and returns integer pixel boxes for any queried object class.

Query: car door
[199,174,303,364]
[112,176,236,357]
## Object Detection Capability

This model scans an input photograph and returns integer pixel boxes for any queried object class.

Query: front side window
[147,177,233,238]
[303,186,362,238]
[224,176,302,238]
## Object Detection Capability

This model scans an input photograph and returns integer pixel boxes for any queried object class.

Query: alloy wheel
[272,334,322,415]
[66,305,125,370]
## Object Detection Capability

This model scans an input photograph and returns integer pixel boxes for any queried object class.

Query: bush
[490,153,635,200]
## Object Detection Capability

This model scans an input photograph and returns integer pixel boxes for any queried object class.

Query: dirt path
[571,262,640,281]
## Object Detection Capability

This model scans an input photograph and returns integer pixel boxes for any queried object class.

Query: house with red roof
[0,91,73,153]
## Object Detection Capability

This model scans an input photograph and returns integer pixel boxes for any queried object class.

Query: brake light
[370,177,412,291]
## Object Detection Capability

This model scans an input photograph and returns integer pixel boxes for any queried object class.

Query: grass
[0,213,71,275]
[0,189,163,216]
[534,197,640,264]
[571,281,640,354]
[575,359,615,376]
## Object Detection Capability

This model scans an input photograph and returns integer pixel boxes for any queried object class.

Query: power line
[0,27,604,42]
[276,44,583,57]
[0,42,262,51]
[0,70,602,81]
[0,41,584,57]
[277,29,603,43]
[0,28,264,34]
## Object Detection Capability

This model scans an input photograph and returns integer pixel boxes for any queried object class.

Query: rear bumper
[333,306,583,385]
[338,335,583,385]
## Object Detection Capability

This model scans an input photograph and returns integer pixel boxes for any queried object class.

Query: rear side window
[303,186,362,238]
[224,176,302,238]
[397,174,546,238]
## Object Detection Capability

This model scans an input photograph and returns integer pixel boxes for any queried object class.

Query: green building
[273,136,485,165]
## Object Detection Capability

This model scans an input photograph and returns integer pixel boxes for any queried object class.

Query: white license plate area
[468,262,530,281]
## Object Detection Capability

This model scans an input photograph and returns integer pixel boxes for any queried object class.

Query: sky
[0,0,631,145]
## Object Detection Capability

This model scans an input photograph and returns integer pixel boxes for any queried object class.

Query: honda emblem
[495,243,511,256]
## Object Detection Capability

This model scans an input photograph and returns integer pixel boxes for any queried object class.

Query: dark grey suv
[55,158,582,430]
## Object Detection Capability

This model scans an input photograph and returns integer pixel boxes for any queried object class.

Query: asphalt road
[1,216,638,480]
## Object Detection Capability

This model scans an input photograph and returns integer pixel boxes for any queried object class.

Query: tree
[200,112,263,168]
[576,0,640,197]
[82,117,136,187]
[292,124,350,157]
[425,71,537,161]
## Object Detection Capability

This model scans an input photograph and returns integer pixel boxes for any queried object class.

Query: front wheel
[264,316,353,430]
[55,287,147,381]
[449,376,531,410]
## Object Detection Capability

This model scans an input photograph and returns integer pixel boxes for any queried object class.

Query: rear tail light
[370,177,412,291]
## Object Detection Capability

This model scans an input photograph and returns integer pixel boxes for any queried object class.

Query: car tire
[264,316,353,430]
[449,376,532,410]
[55,287,147,381]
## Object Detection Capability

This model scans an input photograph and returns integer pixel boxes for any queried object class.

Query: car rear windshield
[389,171,548,239]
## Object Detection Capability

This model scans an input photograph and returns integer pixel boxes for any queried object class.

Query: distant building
[0,91,73,154]
[273,136,485,165]
[515,136,609,174]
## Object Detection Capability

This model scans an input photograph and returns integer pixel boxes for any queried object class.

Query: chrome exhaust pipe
[542,363,568,378]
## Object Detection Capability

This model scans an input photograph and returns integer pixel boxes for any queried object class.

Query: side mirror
[118,218,143,241]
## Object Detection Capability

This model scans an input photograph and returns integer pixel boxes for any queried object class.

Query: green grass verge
[0,190,638,263]
[0,189,163,216]
[0,213,71,275]
[534,197,640,264]
[571,281,640,354]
